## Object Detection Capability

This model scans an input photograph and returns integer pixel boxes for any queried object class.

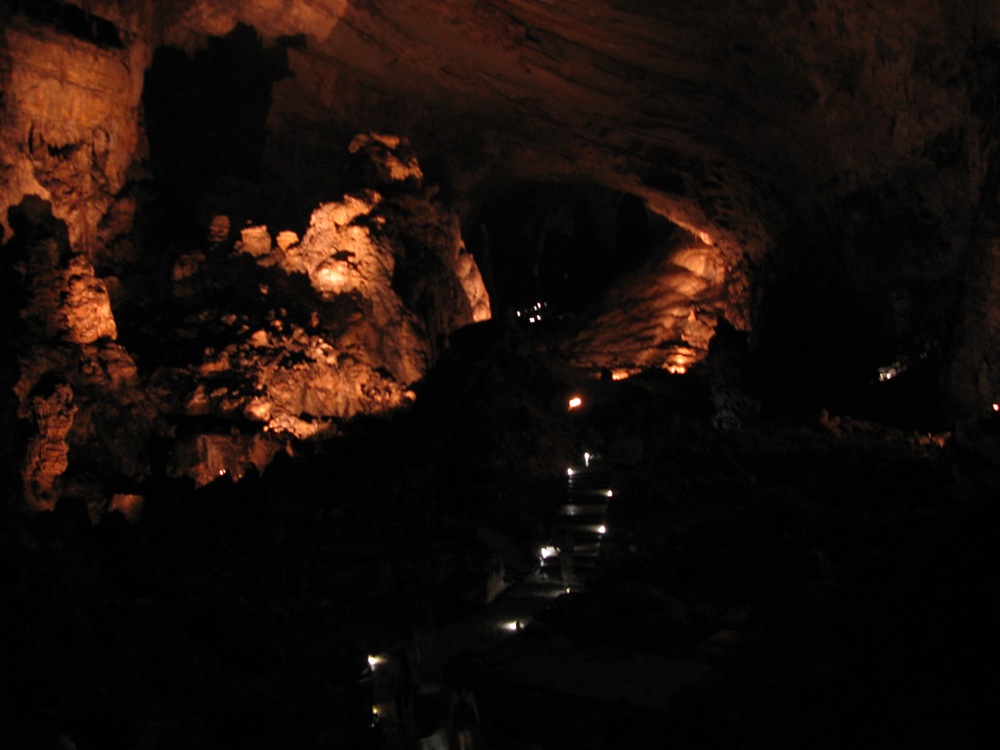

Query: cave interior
[2,1,1000,748]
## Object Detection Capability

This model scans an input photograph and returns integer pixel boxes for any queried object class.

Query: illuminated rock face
[0,5,146,253]
[8,199,155,512]
[2,131,490,502]
[1,0,1000,475]
[167,138,491,447]
[566,233,730,376]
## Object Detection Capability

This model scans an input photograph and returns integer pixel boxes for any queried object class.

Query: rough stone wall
[0,2,150,253]
[1,133,490,501]
[3,0,1000,422]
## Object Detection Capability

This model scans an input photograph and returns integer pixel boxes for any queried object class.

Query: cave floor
[3,352,1000,749]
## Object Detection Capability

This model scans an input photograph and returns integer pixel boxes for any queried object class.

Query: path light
[605,489,614,498]
[584,452,591,466]
[540,545,558,559]
[567,467,574,476]
[568,396,583,410]
[598,525,606,535]
[367,655,383,669]
[993,403,999,412]
[501,620,521,632]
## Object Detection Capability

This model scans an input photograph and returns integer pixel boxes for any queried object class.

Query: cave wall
[3,0,1000,439]
[0,0,150,253]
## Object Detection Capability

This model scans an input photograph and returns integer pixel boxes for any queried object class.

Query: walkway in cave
[538,457,615,586]
[365,452,708,747]
[364,453,616,746]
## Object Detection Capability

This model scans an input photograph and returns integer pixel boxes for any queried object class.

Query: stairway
[538,456,615,585]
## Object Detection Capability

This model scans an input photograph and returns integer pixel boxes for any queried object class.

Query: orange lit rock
[156,138,490,456]
[566,233,730,375]
[0,17,145,252]
[347,132,424,189]
[108,493,145,524]
[167,433,282,488]
[21,382,77,512]
[275,230,299,251]
[237,224,272,258]
[11,202,156,512]
[208,215,231,245]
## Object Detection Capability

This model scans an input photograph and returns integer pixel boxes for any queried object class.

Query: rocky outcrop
[151,136,491,480]
[6,198,156,513]
[3,133,491,505]
[3,0,1000,423]
[565,233,728,376]
[0,2,149,253]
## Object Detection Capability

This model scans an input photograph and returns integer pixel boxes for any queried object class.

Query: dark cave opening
[749,202,955,431]
[142,24,292,239]
[471,183,667,320]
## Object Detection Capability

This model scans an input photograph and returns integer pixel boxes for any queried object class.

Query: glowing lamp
[568,396,583,410]
[993,403,999,412]
[598,525,607,535]
[540,545,558,559]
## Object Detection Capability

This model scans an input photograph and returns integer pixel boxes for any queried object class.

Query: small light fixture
[568,396,583,410]
[598,525,607,535]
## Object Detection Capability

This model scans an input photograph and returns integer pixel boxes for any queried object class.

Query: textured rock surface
[566,232,729,376]
[150,138,490,481]
[0,3,148,252]
[3,0,999,414]
[2,130,490,501]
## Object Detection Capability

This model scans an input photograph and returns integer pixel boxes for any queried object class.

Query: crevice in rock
[142,23,293,239]
[4,0,124,49]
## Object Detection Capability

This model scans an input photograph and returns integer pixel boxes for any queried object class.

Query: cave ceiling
[3,0,1000,421]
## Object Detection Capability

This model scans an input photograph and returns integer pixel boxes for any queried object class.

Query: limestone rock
[21,254,118,344]
[346,132,424,190]
[237,224,272,258]
[208,215,231,245]
[167,432,282,488]
[108,493,145,524]
[566,233,728,375]
[153,142,490,453]
[0,9,147,253]
[21,382,77,512]
[275,230,298,251]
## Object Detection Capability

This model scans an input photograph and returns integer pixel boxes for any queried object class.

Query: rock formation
[3,126,490,503]
[3,0,999,418]
[3,5,1000,749]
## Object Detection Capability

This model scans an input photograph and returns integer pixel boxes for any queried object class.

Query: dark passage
[142,24,291,235]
